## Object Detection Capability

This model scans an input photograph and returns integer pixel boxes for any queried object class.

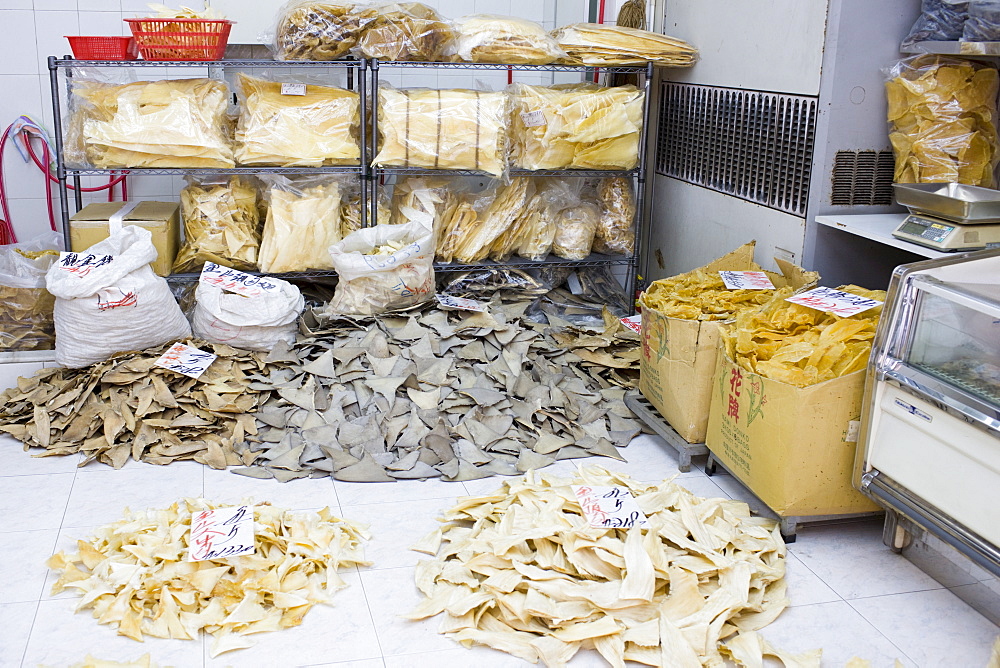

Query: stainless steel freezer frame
[854,248,1000,578]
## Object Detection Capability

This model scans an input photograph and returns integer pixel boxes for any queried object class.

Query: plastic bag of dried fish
[326,220,435,315]
[451,178,536,264]
[353,2,455,61]
[193,274,305,351]
[439,267,549,299]
[340,180,390,239]
[235,73,361,167]
[592,176,635,255]
[448,14,567,65]
[553,202,599,260]
[46,223,191,368]
[173,175,262,273]
[390,176,465,237]
[258,174,345,273]
[0,232,60,351]
[271,0,377,60]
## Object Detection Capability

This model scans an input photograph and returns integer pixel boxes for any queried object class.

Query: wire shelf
[53,58,364,68]
[372,60,651,73]
[375,167,640,178]
[65,166,364,176]
[167,269,340,282]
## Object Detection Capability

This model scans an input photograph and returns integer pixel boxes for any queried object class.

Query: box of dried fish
[638,243,817,443]
[326,220,435,315]
[704,286,885,516]
[448,14,566,65]
[173,176,262,273]
[66,78,234,169]
[0,234,59,352]
[258,174,344,273]
[409,466,804,667]
[71,201,180,277]
[235,73,360,167]
[272,0,377,61]
[353,2,454,61]
[508,83,644,171]
[373,86,507,176]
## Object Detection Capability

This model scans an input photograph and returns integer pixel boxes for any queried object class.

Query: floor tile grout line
[17,598,44,668]
[844,597,924,667]
[354,568,389,664]
[784,551,845,605]
[840,583,953,603]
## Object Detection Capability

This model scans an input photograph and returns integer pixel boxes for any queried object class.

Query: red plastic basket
[124,18,233,61]
[66,36,139,60]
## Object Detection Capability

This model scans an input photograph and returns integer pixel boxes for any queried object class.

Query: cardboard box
[705,348,880,517]
[638,242,815,443]
[70,201,180,277]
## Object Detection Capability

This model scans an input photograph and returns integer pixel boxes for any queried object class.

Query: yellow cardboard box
[638,242,815,443]
[705,347,880,517]
[70,201,180,277]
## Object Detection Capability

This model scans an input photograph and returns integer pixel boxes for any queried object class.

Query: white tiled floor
[1,432,997,668]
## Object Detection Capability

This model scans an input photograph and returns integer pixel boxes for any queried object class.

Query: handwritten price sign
[154,343,217,379]
[573,485,649,529]
[620,315,642,334]
[719,271,775,290]
[188,505,255,562]
[435,294,487,312]
[200,262,278,298]
[785,286,883,317]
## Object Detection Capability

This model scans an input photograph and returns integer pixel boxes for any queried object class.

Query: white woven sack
[45,219,191,368]
[326,221,435,315]
[192,276,304,351]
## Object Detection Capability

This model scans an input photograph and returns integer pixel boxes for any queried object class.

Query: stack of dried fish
[233,300,644,483]
[48,500,370,658]
[173,176,262,273]
[409,466,811,667]
[549,308,640,387]
[0,340,267,470]
[0,245,58,351]
[553,23,698,66]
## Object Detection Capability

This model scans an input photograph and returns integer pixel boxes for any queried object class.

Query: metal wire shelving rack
[47,56,652,293]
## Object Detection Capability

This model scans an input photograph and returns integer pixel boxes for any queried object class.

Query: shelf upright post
[628,61,655,314]
[61,57,84,212]
[48,57,72,250]
[359,58,368,226]
[369,59,380,227]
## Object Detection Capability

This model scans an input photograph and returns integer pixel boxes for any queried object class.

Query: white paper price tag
[719,270,775,290]
[154,343,217,379]
[58,251,115,277]
[620,314,642,334]
[200,262,279,298]
[189,505,255,562]
[520,110,546,127]
[280,83,307,96]
[785,286,883,317]
[435,294,487,312]
[573,485,649,529]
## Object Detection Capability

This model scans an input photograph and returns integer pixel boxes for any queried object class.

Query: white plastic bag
[326,221,434,315]
[192,269,304,351]
[45,221,191,368]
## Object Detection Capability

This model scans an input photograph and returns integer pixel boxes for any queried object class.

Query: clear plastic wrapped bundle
[509,83,644,170]
[552,23,698,66]
[68,78,234,169]
[173,176,262,273]
[435,193,479,264]
[354,2,454,61]
[963,0,1000,40]
[0,234,59,352]
[451,178,534,264]
[553,202,599,260]
[374,86,507,175]
[885,55,999,186]
[390,176,461,233]
[340,187,390,238]
[235,74,360,167]
[593,176,635,255]
[258,175,344,272]
[273,1,377,60]
[449,14,566,65]
[902,0,969,48]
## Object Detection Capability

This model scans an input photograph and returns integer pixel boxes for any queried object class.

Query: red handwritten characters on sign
[726,366,743,421]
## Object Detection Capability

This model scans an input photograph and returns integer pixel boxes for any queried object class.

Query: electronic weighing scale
[892,183,1000,252]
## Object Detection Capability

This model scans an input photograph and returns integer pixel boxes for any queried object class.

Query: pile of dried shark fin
[235,300,645,483]
[547,308,639,387]
[407,466,819,668]
[0,340,265,469]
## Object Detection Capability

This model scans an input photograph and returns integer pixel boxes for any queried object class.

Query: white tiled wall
[0,0,599,246]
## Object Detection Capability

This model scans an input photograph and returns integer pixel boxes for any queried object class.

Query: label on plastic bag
[189,505,255,562]
[155,342,217,379]
[573,485,649,529]
[200,262,277,298]
[435,294,487,312]
[719,270,775,290]
[520,110,547,127]
[620,314,642,334]
[785,286,883,317]
[280,83,307,96]
[58,251,114,278]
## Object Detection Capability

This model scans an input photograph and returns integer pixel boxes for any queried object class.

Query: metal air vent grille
[831,150,895,206]
[655,82,817,216]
